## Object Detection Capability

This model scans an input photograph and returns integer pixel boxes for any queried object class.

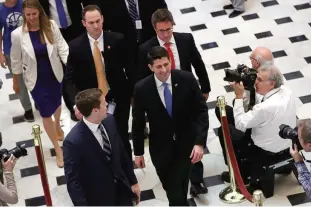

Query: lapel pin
[175,83,178,87]
[107,45,111,49]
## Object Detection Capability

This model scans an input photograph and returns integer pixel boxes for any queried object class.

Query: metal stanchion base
[219,186,246,204]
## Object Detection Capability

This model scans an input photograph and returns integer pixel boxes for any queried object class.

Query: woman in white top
[10,0,69,168]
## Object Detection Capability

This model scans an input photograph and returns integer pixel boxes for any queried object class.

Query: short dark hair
[75,88,103,117]
[147,46,170,65]
[151,8,175,28]
[82,5,102,20]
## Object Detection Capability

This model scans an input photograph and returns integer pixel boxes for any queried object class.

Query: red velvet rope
[221,116,253,202]
[35,146,53,206]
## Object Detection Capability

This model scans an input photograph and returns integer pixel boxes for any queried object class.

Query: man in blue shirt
[290,119,311,198]
[0,0,34,122]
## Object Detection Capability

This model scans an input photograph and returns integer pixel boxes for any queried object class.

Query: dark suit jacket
[99,0,167,45]
[64,115,137,206]
[64,31,131,109]
[132,70,209,170]
[39,0,96,30]
[137,32,211,93]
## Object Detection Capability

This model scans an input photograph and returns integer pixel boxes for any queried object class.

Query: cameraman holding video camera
[289,119,311,198]
[229,65,296,182]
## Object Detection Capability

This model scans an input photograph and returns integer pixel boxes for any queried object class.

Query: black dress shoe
[190,183,208,196]
[229,10,244,18]
[221,171,250,184]
[24,109,35,122]
[70,113,79,122]
[223,4,234,9]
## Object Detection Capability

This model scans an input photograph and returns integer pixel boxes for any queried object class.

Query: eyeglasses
[157,28,173,34]
[249,56,258,62]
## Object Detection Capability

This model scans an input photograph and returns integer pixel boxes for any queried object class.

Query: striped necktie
[127,0,142,42]
[99,124,112,161]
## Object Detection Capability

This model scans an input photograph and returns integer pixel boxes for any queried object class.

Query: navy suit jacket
[63,115,137,206]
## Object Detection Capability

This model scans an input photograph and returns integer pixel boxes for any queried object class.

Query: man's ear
[148,64,154,72]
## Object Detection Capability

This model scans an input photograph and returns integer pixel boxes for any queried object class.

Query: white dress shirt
[124,0,140,16]
[83,117,111,149]
[158,36,181,70]
[154,74,172,108]
[234,85,296,153]
[48,0,72,28]
[88,32,104,56]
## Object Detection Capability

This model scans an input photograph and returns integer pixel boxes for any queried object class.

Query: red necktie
[164,42,175,69]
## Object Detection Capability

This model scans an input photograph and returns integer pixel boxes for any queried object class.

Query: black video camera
[279,124,298,140]
[223,64,257,90]
[0,145,28,162]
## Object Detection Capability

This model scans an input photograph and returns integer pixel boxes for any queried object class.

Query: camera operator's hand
[230,81,244,99]
[290,144,303,162]
[2,155,17,172]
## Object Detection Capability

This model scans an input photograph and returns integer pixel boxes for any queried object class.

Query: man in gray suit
[223,0,245,18]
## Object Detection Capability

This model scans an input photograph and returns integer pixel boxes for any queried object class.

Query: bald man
[249,47,274,70]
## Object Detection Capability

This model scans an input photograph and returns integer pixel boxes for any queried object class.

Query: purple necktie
[55,0,68,28]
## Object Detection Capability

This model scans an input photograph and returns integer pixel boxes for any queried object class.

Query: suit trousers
[156,157,191,206]
[4,55,32,112]
[60,25,85,115]
[189,161,204,184]
[106,90,132,159]
[231,0,245,11]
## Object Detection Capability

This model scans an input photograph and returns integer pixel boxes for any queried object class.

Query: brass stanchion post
[32,124,52,206]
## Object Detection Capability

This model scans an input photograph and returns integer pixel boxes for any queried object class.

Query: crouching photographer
[219,65,297,187]
[288,119,311,198]
[0,143,27,206]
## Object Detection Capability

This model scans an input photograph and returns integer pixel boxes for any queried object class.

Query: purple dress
[29,31,62,118]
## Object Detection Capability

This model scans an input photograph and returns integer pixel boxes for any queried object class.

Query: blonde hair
[22,0,54,44]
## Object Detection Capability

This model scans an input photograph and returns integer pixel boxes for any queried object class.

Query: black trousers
[106,91,132,159]
[60,24,85,115]
[190,161,204,185]
[156,158,191,206]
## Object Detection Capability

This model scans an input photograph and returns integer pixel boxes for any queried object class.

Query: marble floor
[1,0,311,206]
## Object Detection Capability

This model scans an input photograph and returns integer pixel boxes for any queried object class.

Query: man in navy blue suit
[63,88,140,206]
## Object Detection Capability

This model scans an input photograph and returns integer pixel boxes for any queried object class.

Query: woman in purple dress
[10,0,68,168]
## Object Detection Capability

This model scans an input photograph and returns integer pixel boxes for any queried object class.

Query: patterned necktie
[163,82,172,117]
[164,42,175,69]
[99,124,112,161]
[55,0,68,28]
[127,0,142,42]
[93,40,109,96]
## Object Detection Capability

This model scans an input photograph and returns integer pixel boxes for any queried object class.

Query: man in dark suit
[64,88,140,206]
[137,8,211,196]
[39,0,99,120]
[132,46,209,205]
[63,5,133,158]
[39,0,98,42]
[99,0,167,96]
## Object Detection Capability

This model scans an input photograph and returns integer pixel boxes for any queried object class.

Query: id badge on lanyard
[107,101,116,115]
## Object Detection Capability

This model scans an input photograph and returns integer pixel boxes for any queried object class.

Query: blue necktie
[163,82,172,117]
[127,0,142,42]
[55,0,68,28]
